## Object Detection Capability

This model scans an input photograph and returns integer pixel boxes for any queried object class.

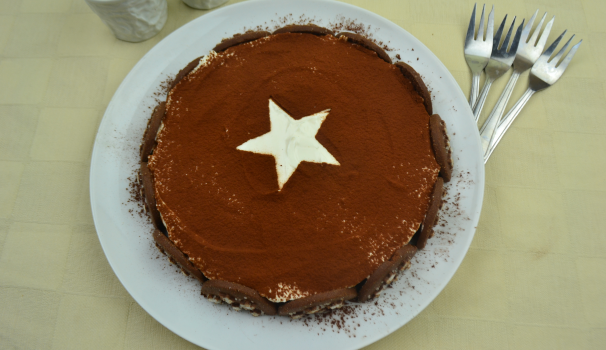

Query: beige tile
[180,0,246,29]
[494,1,530,28]
[368,315,509,350]
[0,105,39,160]
[553,132,606,191]
[110,34,163,60]
[176,0,209,28]
[13,161,87,224]
[334,0,364,10]
[57,13,116,57]
[0,161,25,219]
[176,0,243,29]
[0,58,53,105]
[588,32,606,77]
[344,0,410,22]
[505,252,584,326]
[472,185,504,249]
[486,128,559,189]
[30,107,99,161]
[51,294,128,350]
[564,190,606,258]
[20,0,72,13]
[70,0,93,13]
[549,33,596,80]
[576,257,606,327]
[496,187,572,254]
[543,78,606,134]
[103,59,139,105]
[364,313,438,349]
[581,0,606,32]
[506,324,590,349]
[44,57,109,108]
[405,23,468,73]
[588,328,606,349]
[61,225,129,298]
[3,14,65,57]
[430,249,508,320]
[525,0,589,34]
[0,223,7,254]
[409,0,472,26]
[0,287,62,350]
[0,15,15,54]
[433,318,510,350]
[124,301,200,350]
[0,0,21,14]
[0,222,71,290]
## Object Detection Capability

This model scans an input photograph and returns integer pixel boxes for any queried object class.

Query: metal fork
[472,15,523,121]
[479,11,554,157]
[484,32,582,162]
[465,3,494,108]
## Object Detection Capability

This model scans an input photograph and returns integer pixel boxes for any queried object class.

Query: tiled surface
[0,0,604,349]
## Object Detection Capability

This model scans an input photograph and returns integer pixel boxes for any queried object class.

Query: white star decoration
[237,99,340,190]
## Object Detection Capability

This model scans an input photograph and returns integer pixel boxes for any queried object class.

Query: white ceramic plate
[90,1,485,349]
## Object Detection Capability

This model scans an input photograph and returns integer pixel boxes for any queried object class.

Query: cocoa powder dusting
[126,173,146,219]
[148,33,439,302]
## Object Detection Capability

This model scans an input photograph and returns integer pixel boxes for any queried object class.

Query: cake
[139,25,451,318]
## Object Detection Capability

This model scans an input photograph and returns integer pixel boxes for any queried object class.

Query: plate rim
[90,1,485,349]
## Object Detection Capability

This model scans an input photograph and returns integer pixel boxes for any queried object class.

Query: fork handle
[484,87,536,162]
[472,78,494,122]
[479,70,521,156]
[469,72,481,109]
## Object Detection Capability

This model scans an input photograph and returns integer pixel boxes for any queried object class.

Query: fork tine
[536,16,555,49]
[551,34,575,66]
[529,12,547,45]
[538,29,567,64]
[478,4,486,40]
[501,16,516,50]
[494,14,508,47]
[486,6,495,41]
[521,10,538,42]
[466,3,477,44]
[509,19,525,53]
[557,40,582,71]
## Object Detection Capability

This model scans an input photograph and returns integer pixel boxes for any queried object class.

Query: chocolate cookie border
[140,102,165,163]
[336,32,392,64]
[395,62,433,115]
[153,229,206,282]
[213,31,271,52]
[273,24,335,36]
[139,162,165,232]
[429,114,453,182]
[278,288,357,318]
[140,27,451,317]
[201,280,278,316]
[416,177,444,250]
[170,56,203,90]
[358,245,417,302]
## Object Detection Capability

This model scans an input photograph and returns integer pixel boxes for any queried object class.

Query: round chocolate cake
[139,25,451,318]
